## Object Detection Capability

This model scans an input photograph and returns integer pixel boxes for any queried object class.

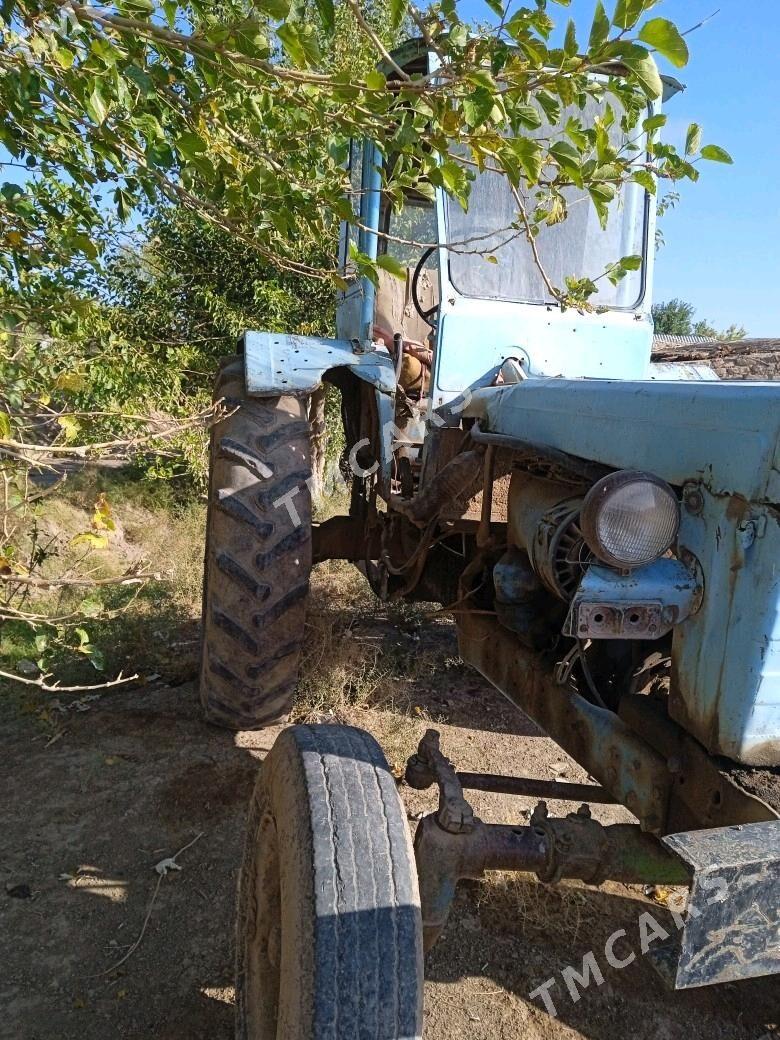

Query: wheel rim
[244,807,282,1040]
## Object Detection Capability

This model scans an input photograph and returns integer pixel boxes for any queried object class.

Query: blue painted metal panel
[564,558,700,640]
[464,377,780,765]
[243,331,396,396]
[336,142,383,350]
[464,378,780,502]
[672,491,780,766]
[431,304,654,405]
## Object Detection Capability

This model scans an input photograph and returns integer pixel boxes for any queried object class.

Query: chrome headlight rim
[580,469,681,570]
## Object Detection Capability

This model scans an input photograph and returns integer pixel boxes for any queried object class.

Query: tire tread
[200,357,312,730]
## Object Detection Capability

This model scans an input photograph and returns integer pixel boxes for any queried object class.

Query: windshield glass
[446,96,649,309]
[382,198,438,269]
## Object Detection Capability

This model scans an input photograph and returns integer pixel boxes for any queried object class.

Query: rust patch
[725,494,751,522]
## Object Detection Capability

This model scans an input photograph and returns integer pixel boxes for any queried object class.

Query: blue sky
[460,0,780,335]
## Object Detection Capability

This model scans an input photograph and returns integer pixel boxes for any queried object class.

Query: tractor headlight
[580,471,680,570]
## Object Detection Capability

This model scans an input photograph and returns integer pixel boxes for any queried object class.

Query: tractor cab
[334,41,680,514]
[336,40,681,419]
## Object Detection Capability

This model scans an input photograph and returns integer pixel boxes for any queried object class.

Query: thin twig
[89,832,205,978]
[681,9,720,38]
[0,668,138,692]
[0,572,155,589]
[509,183,562,303]
[343,0,410,81]
[0,404,222,456]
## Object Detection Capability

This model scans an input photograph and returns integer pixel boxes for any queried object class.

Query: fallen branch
[0,571,158,589]
[0,667,138,692]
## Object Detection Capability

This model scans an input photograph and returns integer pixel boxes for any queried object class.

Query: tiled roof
[652,334,716,348]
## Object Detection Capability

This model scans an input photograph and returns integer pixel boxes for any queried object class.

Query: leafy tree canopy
[652,298,746,341]
[0,0,734,690]
[1,0,731,331]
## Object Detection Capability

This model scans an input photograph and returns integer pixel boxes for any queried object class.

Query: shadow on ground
[426,879,779,1040]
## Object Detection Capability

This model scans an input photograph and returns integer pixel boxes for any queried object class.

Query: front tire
[236,725,424,1039]
[200,357,312,730]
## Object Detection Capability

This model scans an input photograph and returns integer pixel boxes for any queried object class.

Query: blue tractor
[199,40,780,1039]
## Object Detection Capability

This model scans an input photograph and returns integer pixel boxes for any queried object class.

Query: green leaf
[313,0,334,36]
[639,18,689,68]
[376,254,406,280]
[277,21,304,65]
[564,19,578,57]
[631,169,656,194]
[176,132,207,159]
[55,47,76,69]
[588,1,610,51]
[388,0,407,29]
[439,159,467,196]
[87,646,106,671]
[466,68,497,91]
[685,123,702,156]
[365,70,386,91]
[514,104,542,130]
[113,187,134,221]
[564,116,588,151]
[462,88,494,129]
[277,20,320,67]
[508,137,542,184]
[588,183,616,228]
[623,49,663,99]
[79,596,103,618]
[483,0,504,16]
[121,0,153,13]
[257,0,291,17]
[536,91,561,125]
[86,86,108,125]
[550,139,582,180]
[0,411,10,438]
[613,0,650,30]
[700,144,733,164]
[642,114,667,133]
[162,0,177,27]
[126,64,154,96]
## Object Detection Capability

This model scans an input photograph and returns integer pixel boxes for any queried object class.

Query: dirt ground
[2,618,778,1040]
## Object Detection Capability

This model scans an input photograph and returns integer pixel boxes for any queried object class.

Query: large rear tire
[236,724,424,1040]
[200,356,312,730]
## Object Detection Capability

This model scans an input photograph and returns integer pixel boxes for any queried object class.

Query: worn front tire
[236,724,424,1040]
[200,357,312,730]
